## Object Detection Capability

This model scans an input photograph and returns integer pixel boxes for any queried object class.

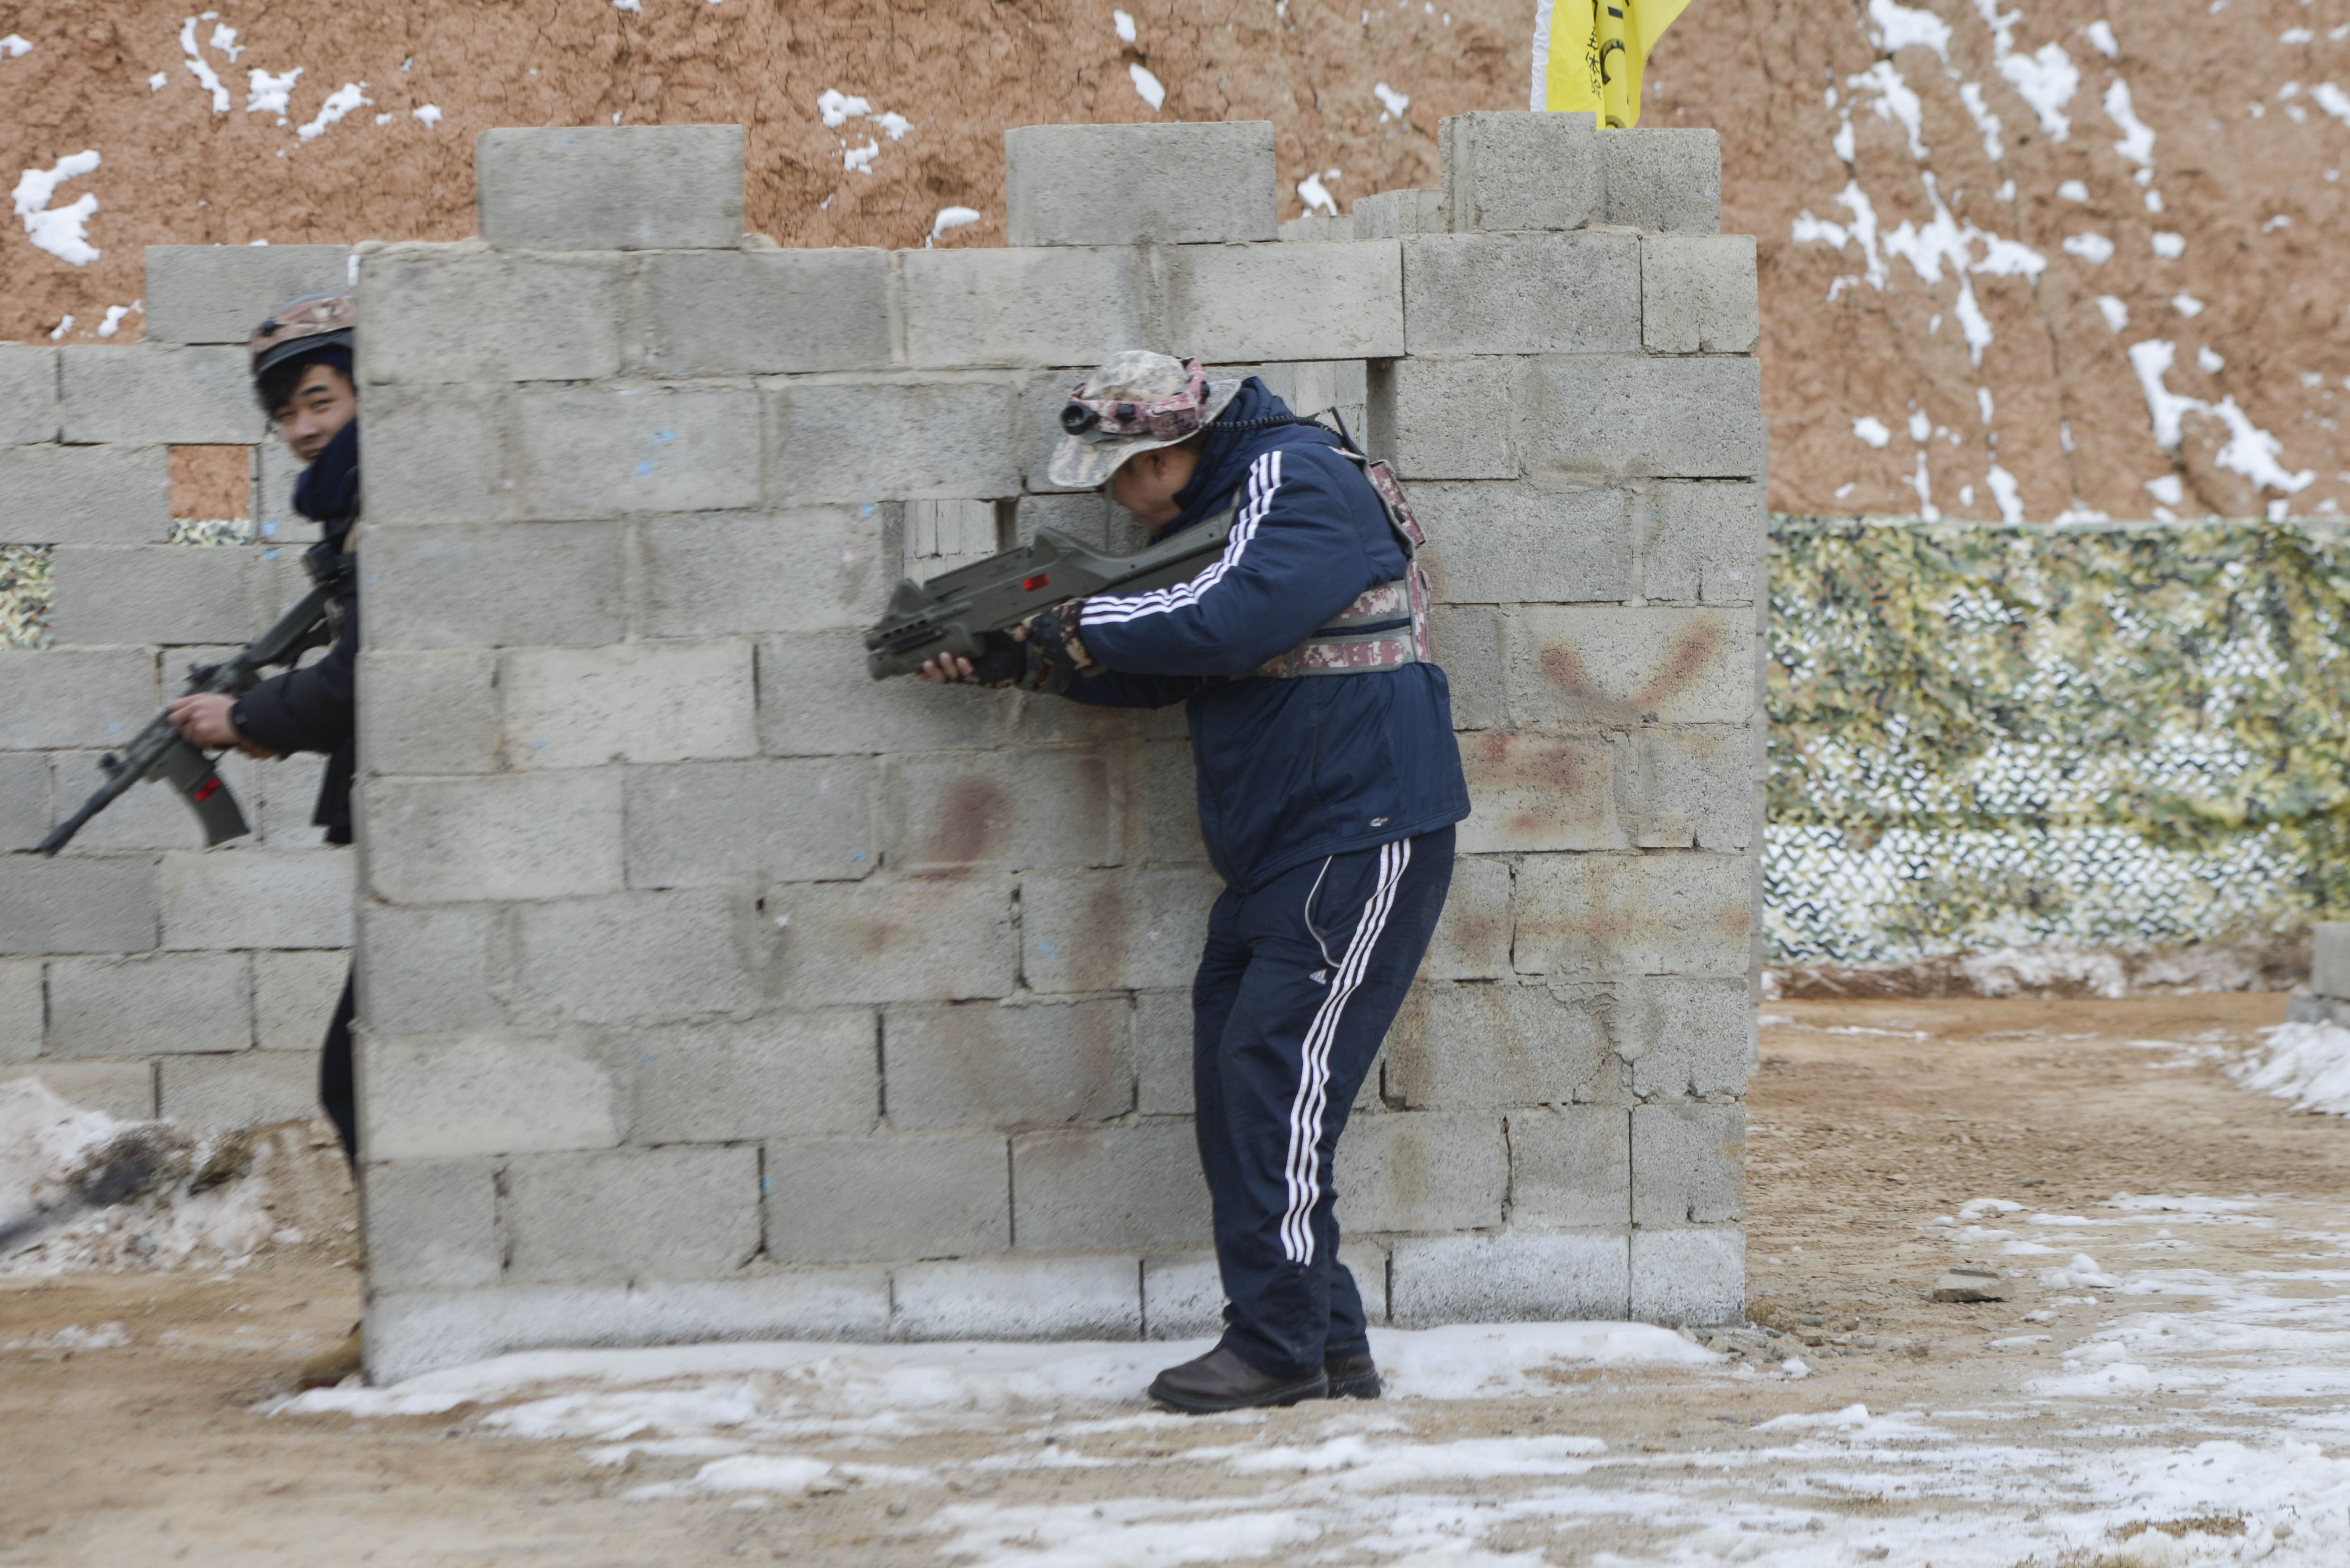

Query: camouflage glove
[1018,601,1096,695]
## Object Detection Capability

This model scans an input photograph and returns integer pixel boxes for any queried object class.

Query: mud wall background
[8,0,2350,523]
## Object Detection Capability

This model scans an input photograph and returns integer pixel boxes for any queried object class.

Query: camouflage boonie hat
[1047,351,1242,490]
[248,292,355,403]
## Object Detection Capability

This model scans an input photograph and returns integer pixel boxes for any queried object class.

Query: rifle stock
[35,580,337,857]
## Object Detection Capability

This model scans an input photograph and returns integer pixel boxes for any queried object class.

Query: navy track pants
[1191,825,1454,1381]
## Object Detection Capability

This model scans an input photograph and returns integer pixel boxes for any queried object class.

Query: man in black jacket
[166,295,363,1384]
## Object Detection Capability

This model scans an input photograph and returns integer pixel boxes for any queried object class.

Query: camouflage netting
[1769,516,2350,964]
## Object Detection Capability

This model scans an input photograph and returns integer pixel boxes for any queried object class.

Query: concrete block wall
[1,244,357,1127]
[354,116,1764,1382]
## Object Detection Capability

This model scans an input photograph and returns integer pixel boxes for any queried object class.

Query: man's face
[1109,443,1200,533]
[274,361,357,463]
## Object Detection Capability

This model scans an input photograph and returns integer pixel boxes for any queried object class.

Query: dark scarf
[293,419,361,539]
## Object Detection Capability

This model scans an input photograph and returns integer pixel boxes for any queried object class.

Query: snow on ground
[2232,1020,2350,1116]
[276,1189,2350,1565]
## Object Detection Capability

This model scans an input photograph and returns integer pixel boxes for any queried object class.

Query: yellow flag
[1532,0,1694,128]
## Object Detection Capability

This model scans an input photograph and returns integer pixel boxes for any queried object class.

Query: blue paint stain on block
[636,459,657,475]
[655,430,677,444]
[852,851,865,862]
[1036,939,1056,953]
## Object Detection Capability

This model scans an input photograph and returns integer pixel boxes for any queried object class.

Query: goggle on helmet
[1058,358,1212,442]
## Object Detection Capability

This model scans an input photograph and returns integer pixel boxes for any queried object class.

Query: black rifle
[863,510,1237,680]
[36,581,338,856]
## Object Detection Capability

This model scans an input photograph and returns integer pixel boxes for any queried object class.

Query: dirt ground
[4,989,2344,1566]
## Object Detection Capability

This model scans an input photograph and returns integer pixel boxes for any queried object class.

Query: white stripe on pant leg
[1278,838,1412,1265]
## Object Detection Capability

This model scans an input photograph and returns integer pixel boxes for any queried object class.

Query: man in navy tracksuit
[921,351,1470,1412]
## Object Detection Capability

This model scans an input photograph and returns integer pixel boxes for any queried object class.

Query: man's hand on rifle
[916,624,1029,686]
[168,694,277,759]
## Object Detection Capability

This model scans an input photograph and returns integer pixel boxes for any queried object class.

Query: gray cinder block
[158,1051,319,1132]
[0,648,156,751]
[1143,739,1205,865]
[144,245,352,345]
[254,437,317,545]
[362,1032,620,1159]
[504,1144,761,1282]
[626,757,876,889]
[159,847,355,951]
[1402,232,1640,356]
[628,1010,879,1143]
[1004,121,1277,246]
[1134,989,1191,1115]
[643,248,894,376]
[0,755,49,854]
[356,384,511,526]
[58,345,264,443]
[884,998,1133,1129]
[879,748,1123,873]
[764,1132,1010,1264]
[47,952,250,1056]
[362,1160,502,1290]
[902,245,1146,371]
[1510,1105,1633,1226]
[1626,728,1753,853]
[1155,241,1404,363]
[1512,852,1752,980]
[890,1254,1141,1340]
[357,905,500,1036]
[49,545,262,646]
[1019,867,1221,995]
[1517,355,1764,479]
[0,345,57,443]
[1365,357,1518,481]
[1387,980,1610,1108]
[1427,606,1503,732]
[1441,111,1602,233]
[366,772,624,904]
[0,445,170,545]
[637,509,891,638]
[359,246,624,385]
[0,1060,157,1120]
[500,639,757,769]
[1630,1225,1743,1325]
[1420,854,1511,981]
[1335,1110,1507,1232]
[1619,976,1752,1098]
[768,875,1017,1007]
[1388,1231,1630,1323]
[1601,128,1722,235]
[515,384,761,519]
[1415,481,1633,606]
[757,631,1016,756]
[1352,188,1445,238]
[512,890,758,1024]
[1503,605,1757,727]
[365,1271,894,1384]
[357,650,499,776]
[763,374,1024,505]
[363,520,623,651]
[0,856,158,956]
[1012,1120,1210,1251]
[2312,924,2350,999]
[1278,212,1354,243]
[476,125,745,251]
[1454,732,1622,855]
[1631,1101,1745,1225]
[1636,481,1766,605]
[1641,234,1758,354]
[0,958,41,1059]
[254,949,347,1052]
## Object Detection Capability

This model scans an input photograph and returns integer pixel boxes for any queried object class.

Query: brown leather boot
[1147,1347,1327,1414]
[296,1323,362,1390]
[1323,1352,1383,1399]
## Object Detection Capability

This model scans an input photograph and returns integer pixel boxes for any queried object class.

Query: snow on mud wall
[352,114,1765,1382]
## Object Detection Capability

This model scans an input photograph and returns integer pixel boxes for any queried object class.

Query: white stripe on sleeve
[1080,450,1285,627]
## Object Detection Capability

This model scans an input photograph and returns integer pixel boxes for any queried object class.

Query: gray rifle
[35,580,338,856]
[862,511,1236,680]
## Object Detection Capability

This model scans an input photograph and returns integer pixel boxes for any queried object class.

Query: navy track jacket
[1064,380,1471,891]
